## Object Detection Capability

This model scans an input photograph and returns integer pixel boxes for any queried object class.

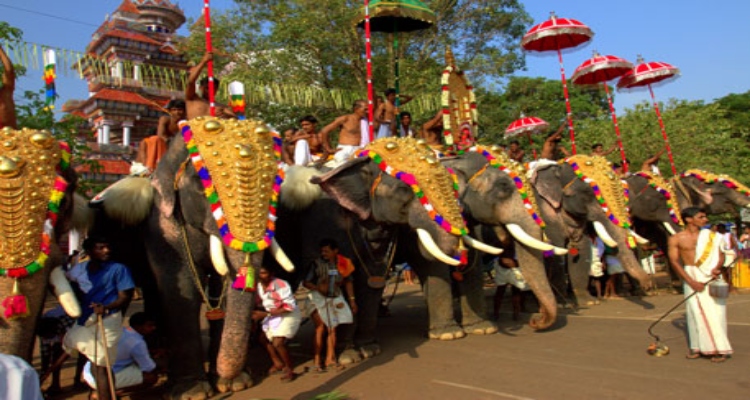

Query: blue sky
[3,0,749,113]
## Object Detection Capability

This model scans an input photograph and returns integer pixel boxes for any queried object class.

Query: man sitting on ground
[82,312,160,394]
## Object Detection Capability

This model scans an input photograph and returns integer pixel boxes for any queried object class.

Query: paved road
[45,283,750,399]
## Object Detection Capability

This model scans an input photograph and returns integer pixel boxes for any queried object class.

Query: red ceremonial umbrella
[572,51,633,171]
[505,115,549,160]
[617,56,681,175]
[521,12,594,155]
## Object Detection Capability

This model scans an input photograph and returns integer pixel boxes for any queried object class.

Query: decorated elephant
[273,138,506,361]
[92,117,295,399]
[422,146,567,335]
[531,155,650,306]
[0,127,88,361]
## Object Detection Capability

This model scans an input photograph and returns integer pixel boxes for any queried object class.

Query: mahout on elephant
[0,127,90,362]
[90,117,296,400]
[530,155,651,307]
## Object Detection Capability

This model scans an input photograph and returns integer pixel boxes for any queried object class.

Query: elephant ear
[695,183,714,205]
[311,157,373,220]
[531,164,562,209]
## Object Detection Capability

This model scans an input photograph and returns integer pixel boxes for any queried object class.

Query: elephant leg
[568,254,597,306]
[545,256,571,307]
[340,284,383,365]
[421,266,465,341]
[457,262,497,335]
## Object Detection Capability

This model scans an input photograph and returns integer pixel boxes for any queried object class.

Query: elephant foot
[338,348,363,365]
[359,343,381,359]
[169,380,214,400]
[428,325,466,341]
[463,320,498,336]
[215,371,253,394]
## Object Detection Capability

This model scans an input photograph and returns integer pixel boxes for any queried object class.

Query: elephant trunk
[611,225,651,289]
[215,252,262,380]
[492,225,557,330]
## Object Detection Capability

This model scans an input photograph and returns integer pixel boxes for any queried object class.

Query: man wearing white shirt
[83,313,159,393]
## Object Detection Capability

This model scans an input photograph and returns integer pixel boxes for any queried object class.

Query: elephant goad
[532,155,650,307]
[0,127,85,361]
[93,117,294,399]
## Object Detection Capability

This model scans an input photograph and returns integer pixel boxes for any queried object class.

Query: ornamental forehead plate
[0,128,62,270]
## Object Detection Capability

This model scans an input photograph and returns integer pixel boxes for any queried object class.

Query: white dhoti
[308,291,353,328]
[376,122,392,139]
[684,230,733,356]
[640,254,656,275]
[294,139,321,166]
[494,264,529,290]
[332,144,361,166]
[262,308,302,339]
[63,312,123,367]
[83,363,143,390]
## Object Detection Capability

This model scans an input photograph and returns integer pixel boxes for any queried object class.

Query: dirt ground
[38,273,750,400]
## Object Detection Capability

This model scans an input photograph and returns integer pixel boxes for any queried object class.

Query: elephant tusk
[593,221,618,247]
[50,267,81,318]
[462,235,503,255]
[506,224,568,255]
[629,230,649,244]
[416,229,461,266]
[271,238,295,272]
[210,235,229,276]
[663,222,677,235]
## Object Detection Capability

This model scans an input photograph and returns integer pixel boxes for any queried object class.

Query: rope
[173,155,191,191]
[466,164,489,185]
[345,214,397,281]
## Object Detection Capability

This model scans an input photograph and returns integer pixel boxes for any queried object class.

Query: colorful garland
[0,176,68,279]
[228,81,246,120]
[568,160,631,229]
[634,172,683,225]
[43,49,56,111]
[470,146,546,229]
[182,123,284,253]
[357,148,467,237]
[681,170,750,197]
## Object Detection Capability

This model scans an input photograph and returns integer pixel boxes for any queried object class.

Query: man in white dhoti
[252,265,301,382]
[668,207,732,362]
[320,100,368,166]
[303,239,357,372]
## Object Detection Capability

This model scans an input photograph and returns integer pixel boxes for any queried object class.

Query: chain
[345,215,397,279]
[178,221,227,311]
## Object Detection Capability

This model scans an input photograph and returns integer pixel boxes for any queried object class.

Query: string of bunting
[566,159,631,229]
[634,172,683,225]
[470,146,546,229]
[180,122,284,254]
[681,170,750,197]
[356,148,468,237]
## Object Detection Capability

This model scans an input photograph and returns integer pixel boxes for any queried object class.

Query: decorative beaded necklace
[469,146,546,229]
[634,171,683,225]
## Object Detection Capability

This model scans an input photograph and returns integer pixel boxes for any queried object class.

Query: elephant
[673,169,750,215]
[92,117,296,399]
[415,147,567,336]
[273,138,505,362]
[0,127,88,362]
[531,155,651,307]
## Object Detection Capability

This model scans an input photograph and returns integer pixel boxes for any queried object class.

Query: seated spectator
[82,312,160,394]
[0,354,44,400]
[37,305,83,394]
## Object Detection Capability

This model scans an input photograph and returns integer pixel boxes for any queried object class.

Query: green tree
[182,0,531,128]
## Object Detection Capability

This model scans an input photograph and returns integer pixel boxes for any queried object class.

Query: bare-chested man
[641,147,666,175]
[185,52,235,120]
[540,123,569,160]
[667,207,732,362]
[320,100,368,165]
[133,100,186,174]
[0,44,17,129]
[591,143,617,157]
[289,115,325,165]
[375,88,413,139]
[507,140,525,162]
[421,110,444,152]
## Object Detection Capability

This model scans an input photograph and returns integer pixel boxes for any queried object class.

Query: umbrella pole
[527,132,538,160]
[203,0,216,117]
[364,0,374,142]
[602,83,628,172]
[557,47,576,154]
[648,84,677,176]
[394,24,400,108]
